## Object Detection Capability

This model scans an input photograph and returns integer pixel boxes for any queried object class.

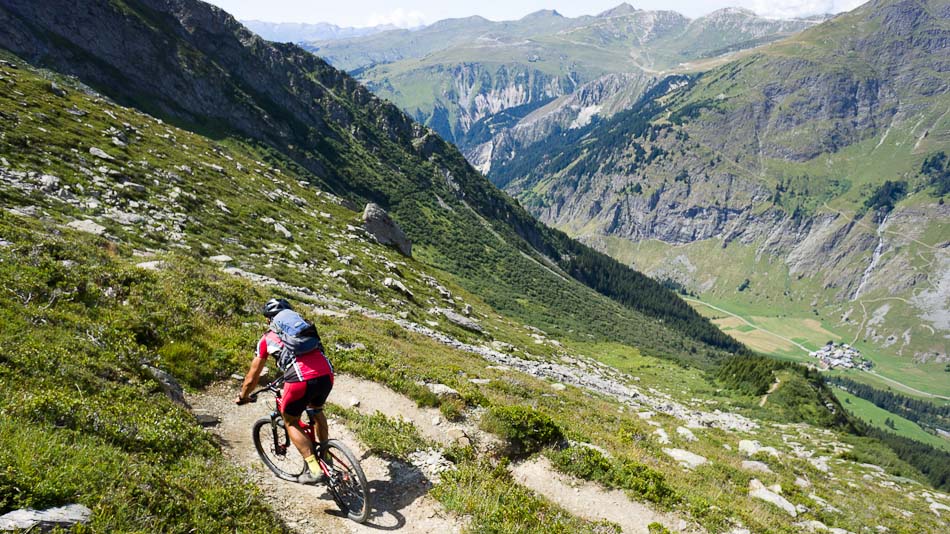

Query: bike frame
[254,380,340,478]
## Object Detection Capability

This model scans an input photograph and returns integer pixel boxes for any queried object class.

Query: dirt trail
[191,373,699,533]
[187,378,464,534]
[759,378,782,407]
[510,457,702,534]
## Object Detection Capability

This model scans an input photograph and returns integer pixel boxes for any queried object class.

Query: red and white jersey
[256,331,333,383]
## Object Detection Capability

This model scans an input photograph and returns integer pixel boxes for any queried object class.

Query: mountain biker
[236,298,334,484]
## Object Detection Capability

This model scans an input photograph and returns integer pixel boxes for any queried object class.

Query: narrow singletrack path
[188,378,464,533]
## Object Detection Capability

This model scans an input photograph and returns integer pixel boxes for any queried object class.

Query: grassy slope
[0,0,740,365]
[0,58,947,534]
[833,390,950,452]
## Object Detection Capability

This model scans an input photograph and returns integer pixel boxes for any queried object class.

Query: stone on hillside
[143,365,189,408]
[749,479,797,517]
[0,504,91,532]
[39,174,60,192]
[208,255,233,263]
[738,439,779,457]
[347,397,360,408]
[89,146,114,160]
[795,477,812,489]
[676,426,697,442]
[469,378,491,385]
[931,501,950,515]
[383,277,414,299]
[446,428,471,447]
[274,222,292,239]
[663,448,708,469]
[742,460,774,474]
[49,81,67,97]
[67,219,106,235]
[135,260,164,271]
[362,203,411,257]
[653,428,670,444]
[810,456,832,473]
[193,411,220,427]
[425,383,460,399]
[436,308,483,333]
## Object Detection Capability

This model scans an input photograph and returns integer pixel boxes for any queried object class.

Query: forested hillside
[0,0,741,362]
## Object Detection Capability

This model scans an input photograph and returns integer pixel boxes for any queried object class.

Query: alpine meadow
[0,1,948,533]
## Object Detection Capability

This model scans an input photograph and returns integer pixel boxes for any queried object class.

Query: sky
[204,0,868,28]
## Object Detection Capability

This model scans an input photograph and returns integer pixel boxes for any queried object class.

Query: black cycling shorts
[279,374,333,417]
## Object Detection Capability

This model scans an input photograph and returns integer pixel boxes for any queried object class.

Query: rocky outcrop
[362,203,411,257]
[0,504,92,532]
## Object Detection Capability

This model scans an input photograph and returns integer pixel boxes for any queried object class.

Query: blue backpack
[269,309,324,371]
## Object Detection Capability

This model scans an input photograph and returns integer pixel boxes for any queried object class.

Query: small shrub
[439,397,465,422]
[648,523,672,534]
[481,405,563,455]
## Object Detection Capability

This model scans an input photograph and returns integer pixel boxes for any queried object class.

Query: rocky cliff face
[494,0,950,359]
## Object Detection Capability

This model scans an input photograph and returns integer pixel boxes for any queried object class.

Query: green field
[833,390,950,453]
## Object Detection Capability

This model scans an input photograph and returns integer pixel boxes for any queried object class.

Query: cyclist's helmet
[262,298,292,318]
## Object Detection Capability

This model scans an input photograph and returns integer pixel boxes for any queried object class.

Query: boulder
[741,460,774,474]
[89,147,114,160]
[0,504,91,532]
[383,277,414,299]
[433,308,483,333]
[749,479,797,517]
[143,365,189,408]
[663,448,708,469]
[676,426,697,442]
[67,219,106,236]
[425,383,460,399]
[362,203,411,257]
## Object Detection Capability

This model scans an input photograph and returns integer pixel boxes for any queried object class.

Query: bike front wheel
[252,416,306,481]
[321,439,371,523]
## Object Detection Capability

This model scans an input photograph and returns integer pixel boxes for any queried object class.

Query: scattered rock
[208,255,233,263]
[749,479,797,517]
[425,383,460,399]
[67,219,106,236]
[143,365,189,408]
[362,203,411,257]
[383,277,414,299]
[89,147,115,160]
[469,378,491,385]
[38,174,60,192]
[741,460,774,474]
[0,504,91,532]
[795,477,812,489]
[135,260,164,271]
[274,222,292,239]
[676,426,697,442]
[738,439,779,457]
[653,428,670,444]
[446,428,471,447]
[432,307,483,333]
[347,397,360,408]
[49,81,67,97]
[194,412,221,427]
[663,448,708,469]
[550,383,567,391]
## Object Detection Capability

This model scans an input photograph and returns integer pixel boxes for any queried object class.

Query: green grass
[834,390,950,453]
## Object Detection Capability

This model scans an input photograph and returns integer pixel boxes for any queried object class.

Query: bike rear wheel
[252,416,306,481]
[321,439,371,523]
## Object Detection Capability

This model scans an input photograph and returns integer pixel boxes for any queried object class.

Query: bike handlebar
[248,377,286,401]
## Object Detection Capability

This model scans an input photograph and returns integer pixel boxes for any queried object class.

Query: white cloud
[365,8,427,28]
[751,0,868,19]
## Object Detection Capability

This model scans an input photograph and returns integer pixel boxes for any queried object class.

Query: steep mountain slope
[3,4,950,533]
[305,4,817,151]
[490,0,950,394]
[0,0,742,361]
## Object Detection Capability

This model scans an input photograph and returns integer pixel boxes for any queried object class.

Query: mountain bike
[248,379,371,523]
